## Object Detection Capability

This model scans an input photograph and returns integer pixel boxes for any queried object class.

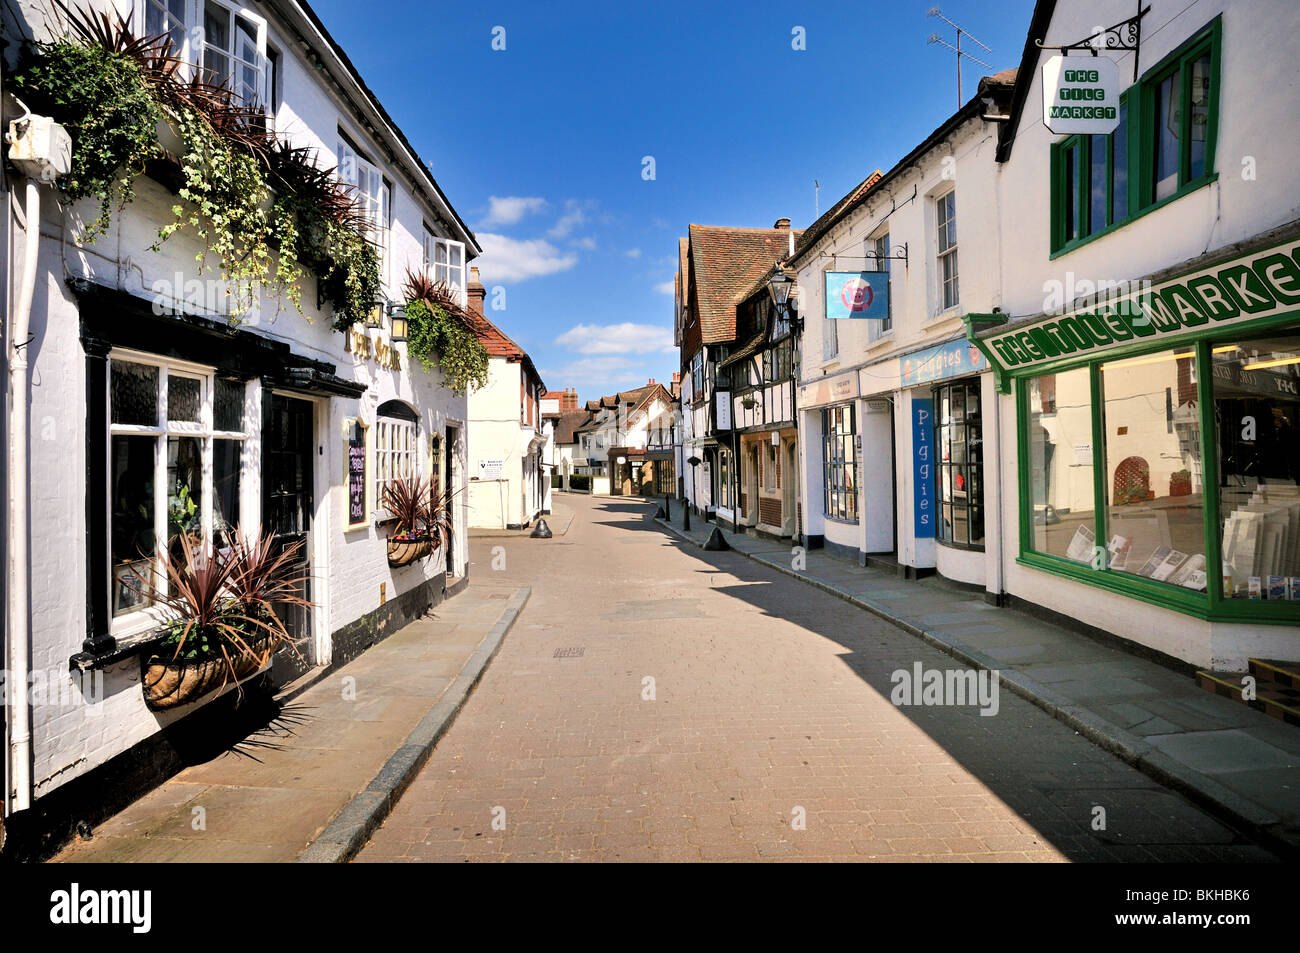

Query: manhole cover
[553,647,585,658]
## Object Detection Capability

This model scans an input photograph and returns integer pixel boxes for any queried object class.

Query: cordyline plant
[14,1,381,326]
[128,528,310,685]
[382,475,462,550]
[402,268,490,396]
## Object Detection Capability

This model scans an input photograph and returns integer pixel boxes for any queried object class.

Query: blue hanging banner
[825,271,890,320]
[912,397,935,538]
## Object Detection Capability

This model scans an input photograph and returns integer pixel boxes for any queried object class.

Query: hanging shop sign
[901,338,989,387]
[715,389,733,430]
[1042,55,1121,135]
[912,397,935,539]
[825,271,890,320]
[973,236,1300,377]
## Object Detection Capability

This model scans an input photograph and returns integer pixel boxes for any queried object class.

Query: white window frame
[339,138,392,280]
[871,229,894,340]
[375,414,419,517]
[108,350,249,638]
[138,1,271,111]
[821,263,839,360]
[424,230,467,305]
[935,189,959,313]
[199,1,269,110]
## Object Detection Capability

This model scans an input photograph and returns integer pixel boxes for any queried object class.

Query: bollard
[530,518,553,538]
[703,526,730,551]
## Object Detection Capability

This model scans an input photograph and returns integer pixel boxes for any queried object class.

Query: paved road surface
[358,495,1276,862]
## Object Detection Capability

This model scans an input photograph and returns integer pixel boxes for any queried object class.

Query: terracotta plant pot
[387,536,434,568]
[142,636,273,712]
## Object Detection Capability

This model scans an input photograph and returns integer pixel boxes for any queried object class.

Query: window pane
[1112,103,1128,222]
[111,435,156,617]
[1089,135,1108,233]
[1102,349,1205,588]
[166,435,204,544]
[168,375,202,423]
[1028,369,1095,560]
[214,378,245,432]
[111,361,159,426]
[1215,336,1300,599]
[1154,68,1181,200]
[1188,53,1212,180]
[214,439,241,544]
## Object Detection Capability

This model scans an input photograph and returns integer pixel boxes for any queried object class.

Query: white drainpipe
[7,174,40,813]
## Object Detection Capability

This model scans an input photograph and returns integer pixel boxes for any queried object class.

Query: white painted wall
[7,0,476,800]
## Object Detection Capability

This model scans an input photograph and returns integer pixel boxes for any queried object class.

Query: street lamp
[388,303,409,343]
[768,264,792,308]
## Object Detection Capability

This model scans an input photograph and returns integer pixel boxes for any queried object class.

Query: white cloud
[548,199,595,238]
[538,356,646,393]
[572,236,598,250]
[475,233,578,283]
[556,322,673,355]
[480,196,547,227]
[624,248,642,259]
[653,280,675,295]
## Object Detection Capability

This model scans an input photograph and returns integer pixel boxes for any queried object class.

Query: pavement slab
[53,584,528,863]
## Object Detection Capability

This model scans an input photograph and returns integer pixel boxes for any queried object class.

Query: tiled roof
[688,225,802,344]
[791,169,883,266]
[551,409,590,445]
[464,309,544,389]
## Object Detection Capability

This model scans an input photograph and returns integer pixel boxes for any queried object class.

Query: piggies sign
[1042,55,1120,135]
[825,271,890,320]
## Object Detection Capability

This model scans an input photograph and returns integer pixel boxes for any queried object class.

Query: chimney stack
[773,217,791,229]
[467,265,486,316]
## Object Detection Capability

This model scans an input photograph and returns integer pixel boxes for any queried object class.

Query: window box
[387,534,434,568]
[141,633,272,711]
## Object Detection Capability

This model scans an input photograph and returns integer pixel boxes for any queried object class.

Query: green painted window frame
[1014,323,1300,625]
[1049,16,1222,258]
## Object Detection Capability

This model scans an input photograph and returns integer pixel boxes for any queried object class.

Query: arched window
[376,400,419,511]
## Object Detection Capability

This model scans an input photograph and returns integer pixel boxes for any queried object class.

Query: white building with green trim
[969,0,1300,670]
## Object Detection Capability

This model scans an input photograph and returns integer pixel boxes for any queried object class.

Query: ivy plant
[405,298,490,396]
[13,19,382,326]
[14,41,161,241]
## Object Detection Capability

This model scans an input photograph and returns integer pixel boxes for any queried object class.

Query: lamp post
[685,454,701,532]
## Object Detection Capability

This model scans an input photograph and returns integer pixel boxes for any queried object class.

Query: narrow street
[357,494,1277,862]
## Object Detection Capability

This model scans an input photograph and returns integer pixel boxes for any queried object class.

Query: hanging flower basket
[142,634,274,711]
[387,534,434,568]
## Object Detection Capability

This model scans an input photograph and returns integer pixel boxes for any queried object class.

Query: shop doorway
[265,393,315,683]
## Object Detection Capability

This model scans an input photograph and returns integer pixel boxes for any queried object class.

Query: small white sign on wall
[478,458,505,480]
[1042,54,1121,135]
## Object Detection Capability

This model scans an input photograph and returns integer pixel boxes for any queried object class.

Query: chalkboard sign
[345,419,368,528]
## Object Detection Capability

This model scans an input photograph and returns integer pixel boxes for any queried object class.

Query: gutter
[6,172,41,815]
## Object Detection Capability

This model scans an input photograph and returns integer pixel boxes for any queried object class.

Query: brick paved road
[357,495,1277,862]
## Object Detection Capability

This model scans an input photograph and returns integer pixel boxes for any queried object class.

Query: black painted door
[265,393,314,680]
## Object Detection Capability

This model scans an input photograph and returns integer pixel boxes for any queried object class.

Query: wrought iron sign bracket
[821,243,909,268]
[1036,4,1151,79]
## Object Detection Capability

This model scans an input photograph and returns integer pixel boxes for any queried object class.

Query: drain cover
[553,647,585,658]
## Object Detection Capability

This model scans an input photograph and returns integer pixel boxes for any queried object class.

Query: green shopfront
[969,225,1300,655]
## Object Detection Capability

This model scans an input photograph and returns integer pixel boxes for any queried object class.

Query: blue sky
[312,0,1036,403]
